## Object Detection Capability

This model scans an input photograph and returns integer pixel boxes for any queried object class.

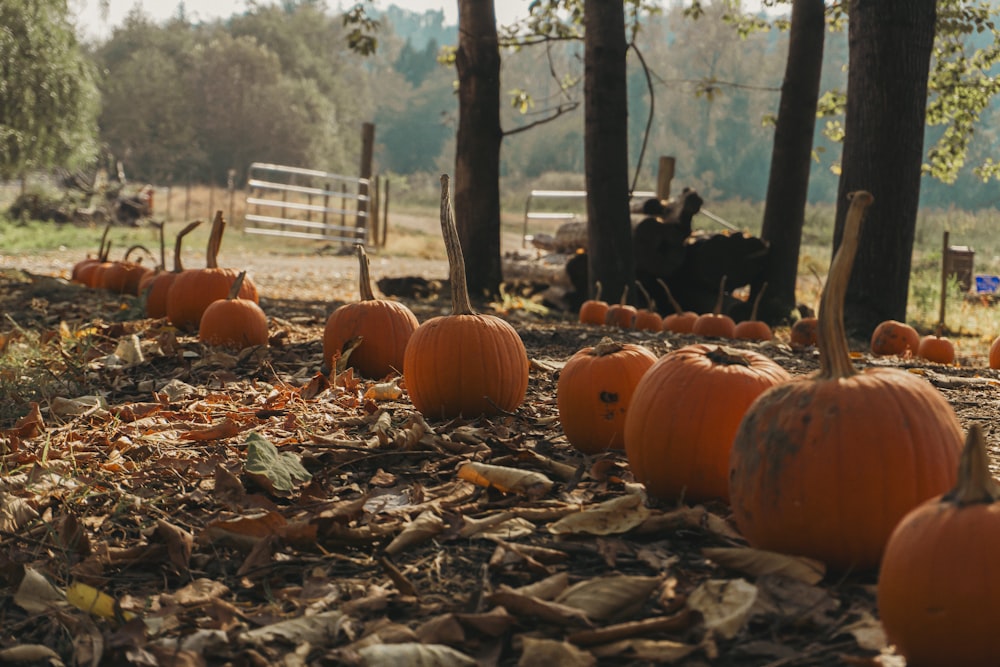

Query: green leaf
[244,432,312,496]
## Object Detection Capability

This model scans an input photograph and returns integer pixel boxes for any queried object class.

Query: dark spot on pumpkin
[599,391,619,404]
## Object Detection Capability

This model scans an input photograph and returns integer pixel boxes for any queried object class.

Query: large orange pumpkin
[166,211,258,330]
[878,425,1000,667]
[624,343,790,502]
[403,175,529,419]
[198,271,269,349]
[323,244,419,378]
[557,338,657,454]
[728,191,963,572]
[144,220,202,319]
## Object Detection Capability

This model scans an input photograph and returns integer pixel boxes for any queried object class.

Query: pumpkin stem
[618,284,630,307]
[123,243,154,264]
[97,224,111,258]
[227,271,247,301]
[749,282,768,322]
[173,220,203,273]
[439,175,476,315]
[634,281,656,312]
[657,278,686,316]
[155,221,166,269]
[206,210,225,270]
[593,280,603,303]
[592,336,624,357]
[817,190,874,380]
[707,345,753,367]
[356,243,376,301]
[101,240,112,263]
[712,275,728,315]
[945,424,1000,506]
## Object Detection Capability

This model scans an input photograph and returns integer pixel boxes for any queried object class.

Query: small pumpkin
[578,280,609,326]
[323,244,419,378]
[728,191,963,572]
[989,335,1000,369]
[402,175,529,419]
[624,343,790,503]
[632,282,665,333]
[657,279,697,334]
[72,225,111,284]
[605,285,637,330]
[917,331,956,365]
[789,316,818,349]
[877,425,1000,667]
[98,244,154,295]
[691,275,736,339]
[557,337,657,454]
[198,271,269,349]
[733,282,773,342]
[870,319,920,357]
[144,220,202,319]
[77,239,113,288]
[166,211,259,330]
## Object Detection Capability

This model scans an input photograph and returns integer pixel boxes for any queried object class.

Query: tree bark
[754,0,825,324]
[834,0,936,338]
[454,0,502,299]
[583,0,633,305]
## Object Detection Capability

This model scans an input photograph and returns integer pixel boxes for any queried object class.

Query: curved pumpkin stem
[439,175,475,316]
[97,224,111,261]
[712,275,728,316]
[749,282,768,321]
[356,243,375,301]
[617,284,630,307]
[818,190,874,380]
[173,220,203,273]
[593,280,603,302]
[206,210,225,269]
[123,243,154,264]
[656,278,686,316]
[227,271,247,301]
[946,425,1000,506]
[634,280,656,312]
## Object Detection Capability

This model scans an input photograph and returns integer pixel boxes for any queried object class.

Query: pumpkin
[657,279,698,334]
[136,222,168,296]
[166,211,259,330]
[733,282,773,342]
[624,343,790,503]
[605,285,637,330]
[77,240,113,288]
[870,319,920,357]
[98,244,154,295]
[989,335,1000,369]
[789,316,818,349]
[402,175,529,419]
[728,191,963,572]
[144,220,202,319]
[877,425,1000,667]
[578,280,610,326]
[632,282,665,332]
[72,225,111,284]
[917,332,956,365]
[198,271,269,349]
[691,275,736,339]
[557,337,657,454]
[323,244,419,378]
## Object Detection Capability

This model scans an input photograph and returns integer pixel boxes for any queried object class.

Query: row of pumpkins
[73,182,993,665]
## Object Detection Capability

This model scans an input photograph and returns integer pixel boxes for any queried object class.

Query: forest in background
[77,1,1000,212]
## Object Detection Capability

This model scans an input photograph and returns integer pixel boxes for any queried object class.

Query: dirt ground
[0,239,997,666]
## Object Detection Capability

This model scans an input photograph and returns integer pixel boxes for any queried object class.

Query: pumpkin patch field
[0,231,998,666]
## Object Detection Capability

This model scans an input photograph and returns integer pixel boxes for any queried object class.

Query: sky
[71,0,535,39]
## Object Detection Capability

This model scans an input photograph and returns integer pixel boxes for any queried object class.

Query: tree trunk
[834,0,936,338]
[754,0,825,325]
[583,0,633,306]
[455,0,502,300]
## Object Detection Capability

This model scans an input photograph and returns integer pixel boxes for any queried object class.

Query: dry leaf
[180,417,242,441]
[489,585,592,627]
[518,636,596,667]
[14,567,65,614]
[555,575,663,621]
[687,578,758,640]
[548,493,650,536]
[384,510,446,556]
[588,638,699,663]
[356,642,476,667]
[839,611,888,651]
[702,546,826,584]
[457,462,554,497]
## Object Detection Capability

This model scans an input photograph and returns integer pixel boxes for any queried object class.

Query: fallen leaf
[243,431,312,496]
[839,611,888,651]
[548,493,650,536]
[687,578,758,640]
[457,462,554,497]
[66,580,137,622]
[356,642,477,667]
[555,575,663,621]
[518,636,596,667]
[702,546,826,584]
[180,416,243,441]
[384,510,446,556]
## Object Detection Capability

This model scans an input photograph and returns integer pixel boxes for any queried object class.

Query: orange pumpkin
[878,425,1000,667]
[728,191,963,572]
[72,225,111,284]
[166,211,259,330]
[624,343,790,503]
[917,333,956,365]
[605,285,637,330]
[870,319,920,357]
[557,338,657,454]
[990,335,1000,369]
[789,316,818,349]
[403,175,529,419]
[657,279,697,334]
[323,244,419,378]
[578,280,609,326]
[77,239,113,288]
[198,271,269,349]
[98,244,153,295]
[733,282,773,342]
[632,282,664,332]
[144,220,202,319]
[691,275,736,339]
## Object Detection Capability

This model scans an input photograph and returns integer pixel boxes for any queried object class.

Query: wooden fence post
[357,122,375,243]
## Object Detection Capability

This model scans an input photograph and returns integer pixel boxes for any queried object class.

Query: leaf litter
[0,264,998,666]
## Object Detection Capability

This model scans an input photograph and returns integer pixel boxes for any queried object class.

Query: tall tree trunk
[834,0,936,338]
[583,0,633,306]
[754,0,825,324]
[455,0,502,300]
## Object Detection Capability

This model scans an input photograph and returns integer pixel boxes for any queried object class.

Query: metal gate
[243,162,370,243]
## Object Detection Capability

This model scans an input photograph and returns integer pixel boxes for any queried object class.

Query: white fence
[244,162,371,244]
[521,189,656,247]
